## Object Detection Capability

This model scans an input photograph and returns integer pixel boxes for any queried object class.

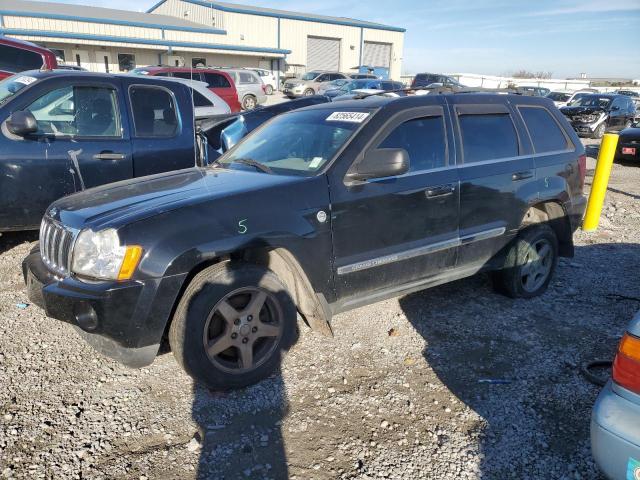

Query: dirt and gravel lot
[1,138,639,480]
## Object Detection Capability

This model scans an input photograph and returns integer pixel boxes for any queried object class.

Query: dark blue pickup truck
[0,70,198,232]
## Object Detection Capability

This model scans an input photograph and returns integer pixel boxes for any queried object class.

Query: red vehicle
[0,37,58,80]
[131,66,242,113]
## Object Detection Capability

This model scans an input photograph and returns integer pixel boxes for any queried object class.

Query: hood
[51,167,301,231]
[560,106,607,116]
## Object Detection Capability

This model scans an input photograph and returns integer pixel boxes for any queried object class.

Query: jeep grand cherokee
[24,92,587,390]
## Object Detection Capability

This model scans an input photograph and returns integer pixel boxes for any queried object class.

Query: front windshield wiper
[229,158,273,174]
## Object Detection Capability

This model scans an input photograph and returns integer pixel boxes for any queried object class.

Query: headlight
[71,228,142,281]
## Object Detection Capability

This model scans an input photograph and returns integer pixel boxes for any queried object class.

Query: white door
[307,36,340,71]
[97,52,113,73]
[71,50,90,69]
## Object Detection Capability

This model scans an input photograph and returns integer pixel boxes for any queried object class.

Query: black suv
[411,73,463,88]
[24,93,587,390]
[560,93,637,138]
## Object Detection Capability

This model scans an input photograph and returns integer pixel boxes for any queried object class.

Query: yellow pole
[582,133,619,232]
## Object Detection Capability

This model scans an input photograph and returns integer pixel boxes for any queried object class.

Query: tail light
[578,154,587,191]
[261,84,267,94]
[612,332,640,395]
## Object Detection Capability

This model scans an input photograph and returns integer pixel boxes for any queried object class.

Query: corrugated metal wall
[363,41,391,68]
[306,36,340,71]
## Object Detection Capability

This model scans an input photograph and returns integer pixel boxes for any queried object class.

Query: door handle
[512,170,534,181]
[93,152,126,160]
[426,184,456,198]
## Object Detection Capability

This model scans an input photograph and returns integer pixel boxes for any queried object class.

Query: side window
[130,86,179,138]
[316,74,329,82]
[459,113,519,162]
[192,90,212,107]
[519,107,568,153]
[238,72,257,84]
[203,73,231,88]
[26,85,120,137]
[172,71,198,80]
[378,116,447,172]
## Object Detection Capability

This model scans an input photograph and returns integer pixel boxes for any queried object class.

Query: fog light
[74,303,99,331]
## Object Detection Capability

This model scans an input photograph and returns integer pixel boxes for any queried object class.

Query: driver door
[0,78,132,230]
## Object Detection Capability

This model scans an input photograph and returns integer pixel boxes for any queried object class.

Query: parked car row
[282,71,378,98]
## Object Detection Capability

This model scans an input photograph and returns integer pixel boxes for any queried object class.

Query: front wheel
[303,88,315,96]
[491,224,558,299]
[593,122,606,139]
[169,263,297,390]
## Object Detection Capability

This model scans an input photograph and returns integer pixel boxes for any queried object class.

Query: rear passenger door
[128,83,196,177]
[330,105,460,300]
[449,98,535,269]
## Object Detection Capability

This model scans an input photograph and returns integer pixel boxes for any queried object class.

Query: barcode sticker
[14,76,38,86]
[326,112,370,123]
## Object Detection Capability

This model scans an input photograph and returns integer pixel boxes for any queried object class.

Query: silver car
[591,310,640,480]
[222,68,267,110]
[283,71,348,98]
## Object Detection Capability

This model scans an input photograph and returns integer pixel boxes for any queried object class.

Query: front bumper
[22,248,187,367]
[283,85,305,97]
[591,380,640,480]
[570,121,599,136]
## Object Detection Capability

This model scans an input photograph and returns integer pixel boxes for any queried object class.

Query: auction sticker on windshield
[326,112,370,123]
[14,76,37,86]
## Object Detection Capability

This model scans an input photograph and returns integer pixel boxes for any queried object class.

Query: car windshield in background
[340,80,373,93]
[572,96,612,108]
[0,76,33,104]
[217,109,367,176]
[548,92,570,101]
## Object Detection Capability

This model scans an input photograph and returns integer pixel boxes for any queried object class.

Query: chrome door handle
[426,184,456,198]
[94,152,125,160]
[512,170,534,181]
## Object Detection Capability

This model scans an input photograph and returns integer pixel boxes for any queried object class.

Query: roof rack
[353,85,522,100]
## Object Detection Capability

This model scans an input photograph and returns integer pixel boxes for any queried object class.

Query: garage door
[307,36,340,71]
[363,41,392,68]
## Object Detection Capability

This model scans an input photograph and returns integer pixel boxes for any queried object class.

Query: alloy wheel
[203,287,283,373]
[520,239,553,293]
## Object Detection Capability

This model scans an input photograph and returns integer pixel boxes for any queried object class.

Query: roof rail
[353,85,522,100]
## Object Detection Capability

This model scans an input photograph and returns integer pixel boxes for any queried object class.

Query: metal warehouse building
[0,0,405,81]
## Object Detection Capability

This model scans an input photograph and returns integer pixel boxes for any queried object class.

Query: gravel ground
[1,138,639,479]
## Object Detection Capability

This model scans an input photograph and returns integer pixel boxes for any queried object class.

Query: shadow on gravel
[0,231,38,255]
[398,242,640,479]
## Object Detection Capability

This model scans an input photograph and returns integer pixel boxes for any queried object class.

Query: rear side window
[379,116,447,172]
[203,72,231,88]
[459,113,519,162]
[130,86,179,138]
[172,71,200,81]
[0,45,43,72]
[192,90,212,107]
[238,72,257,84]
[519,106,569,153]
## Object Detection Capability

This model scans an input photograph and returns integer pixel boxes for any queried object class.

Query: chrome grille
[39,217,75,276]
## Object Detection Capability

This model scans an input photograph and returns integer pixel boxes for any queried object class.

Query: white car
[249,68,277,95]
[547,89,599,108]
[155,77,231,118]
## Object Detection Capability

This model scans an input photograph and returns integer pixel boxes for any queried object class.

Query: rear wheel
[491,224,558,299]
[242,95,257,110]
[265,84,274,95]
[169,262,297,390]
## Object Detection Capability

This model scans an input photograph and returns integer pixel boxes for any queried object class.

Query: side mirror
[347,148,410,182]
[6,111,38,137]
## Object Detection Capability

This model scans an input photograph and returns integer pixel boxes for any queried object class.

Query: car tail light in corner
[578,154,587,191]
[262,84,267,94]
[612,332,640,395]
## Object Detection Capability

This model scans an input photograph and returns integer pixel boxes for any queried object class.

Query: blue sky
[47,0,640,78]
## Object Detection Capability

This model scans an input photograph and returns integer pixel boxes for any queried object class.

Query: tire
[265,84,274,95]
[303,88,315,96]
[593,122,606,139]
[242,95,257,110]
[169,262,297,390]
[623,120,632,130]
[491,224,558,299]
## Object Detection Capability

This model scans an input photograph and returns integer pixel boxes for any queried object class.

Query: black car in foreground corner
[560,93,637,139]
[24,93,587,390]
[616,121,640,162]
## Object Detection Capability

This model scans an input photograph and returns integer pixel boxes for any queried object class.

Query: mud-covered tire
[169,262,297,390]
[491,224,559,299]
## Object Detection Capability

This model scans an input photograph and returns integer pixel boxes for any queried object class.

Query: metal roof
[148,0,406,32]
[0,0,226,34]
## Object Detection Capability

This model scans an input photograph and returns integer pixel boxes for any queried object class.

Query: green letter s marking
[238,219,248,234]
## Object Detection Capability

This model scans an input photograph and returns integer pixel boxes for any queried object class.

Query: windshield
[301,72,321,81]
[340,80,372,93]
[571,96,612,108]
[547,92,570,101]
[0,75,34,105]
[217,109,368,176]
